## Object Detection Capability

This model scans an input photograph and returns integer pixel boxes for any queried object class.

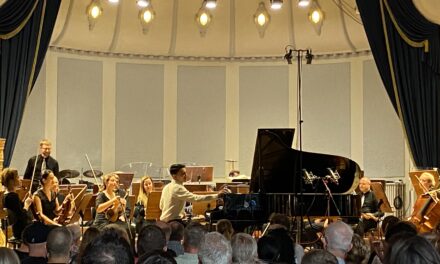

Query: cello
[409,175,440,232]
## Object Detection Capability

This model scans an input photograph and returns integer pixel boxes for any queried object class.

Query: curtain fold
[356,0,440,169]
[0,0,61,167]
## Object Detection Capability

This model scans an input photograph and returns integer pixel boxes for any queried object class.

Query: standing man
[355,177,383,236]
[24,139,59,192]
[160,164,229,223]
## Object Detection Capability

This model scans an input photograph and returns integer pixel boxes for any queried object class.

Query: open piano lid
[250,128,361,194]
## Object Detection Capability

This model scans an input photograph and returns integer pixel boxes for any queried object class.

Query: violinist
[33,169,62,226]
[134,176,153,233]
[1,168,33,239]
[93,173,127,229]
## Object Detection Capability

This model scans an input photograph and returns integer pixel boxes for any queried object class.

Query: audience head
[137,250,177,264]
[385,235,440,264]
[22,221,51,257]
[384,221,417,242]
[269,213,291,230]
[346,233,370,264]
[0,248,20,264]
[199,232,232,264]
[47,226,73,260]
[78,227,100,260]
[381,216,400,235]
[67,224,82,245]
[81,231,134,264]
[257,235,281,262]
[169,221,184,242]
[231,233,257,264]
[1,168,19,190]
[103,223,130,244]
[182,223,206,253]
[324,221,354,256]
[216,219,234,240]
[301,249,338,264]
[138,224,167,256]
[156,221,172,242]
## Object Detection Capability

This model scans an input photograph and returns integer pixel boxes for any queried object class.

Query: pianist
[160,164,230,223]
[355,177,384,236]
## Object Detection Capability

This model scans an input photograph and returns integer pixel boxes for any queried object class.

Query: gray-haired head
[231,233,257,264]
[199,232,232,264]
[324,221,353,254]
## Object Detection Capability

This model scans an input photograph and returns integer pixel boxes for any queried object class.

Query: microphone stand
[322,177,342,219]
[285,46,313,243]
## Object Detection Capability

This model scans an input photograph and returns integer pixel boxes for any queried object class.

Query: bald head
[359,177,371,193]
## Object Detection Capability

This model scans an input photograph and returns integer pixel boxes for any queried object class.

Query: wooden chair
[145,191,162,221]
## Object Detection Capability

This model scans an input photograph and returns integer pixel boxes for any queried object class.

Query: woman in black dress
[33,170,62,226]
[1,168,33,238]
[93,173,128,229]
[133,175,153,233]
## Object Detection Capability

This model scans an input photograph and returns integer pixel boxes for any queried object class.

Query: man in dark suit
[24,139,59,192]
[355,177,384,236]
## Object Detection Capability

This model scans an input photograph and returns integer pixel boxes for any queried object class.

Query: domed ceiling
[49,0,438,59]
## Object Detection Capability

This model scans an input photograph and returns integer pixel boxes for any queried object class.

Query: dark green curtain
[0,0,61,167]
[356,0,440,169]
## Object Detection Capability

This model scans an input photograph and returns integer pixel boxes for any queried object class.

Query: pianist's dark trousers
[355,218,377,236]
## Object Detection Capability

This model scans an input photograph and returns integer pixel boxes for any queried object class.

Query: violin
[105,192,128,223]
[55,186,75,225]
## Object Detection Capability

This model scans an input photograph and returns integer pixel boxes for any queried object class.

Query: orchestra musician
[355,177,383,236]
[419,172,436,192]
[134,175,153,233]
[1,168,33,239]
[24,139,60,193]
[93,173,128,229]
[33,170,62,226]
[160,164,230,223]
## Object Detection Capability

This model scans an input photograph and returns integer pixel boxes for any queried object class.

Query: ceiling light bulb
[270,0,283,10]
[199,12,209,26]
[298,0,310,7]
[310,10,321,23]
[142,10,153,23]
[257,13,267,26]
[137,0,149,7]
[205,0,217,9]
[90,5,102,18]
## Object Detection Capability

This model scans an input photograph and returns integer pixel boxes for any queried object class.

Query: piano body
[217,128,362,226]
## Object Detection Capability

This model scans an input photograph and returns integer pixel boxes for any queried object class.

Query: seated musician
[33,170,63,226]
[1,168,33,239]
[93,173,128,229]
[355,177,384,236]
[160,164,230,223]
[52,177,65,204]
[134,175,153,233]
[419,172,436,192]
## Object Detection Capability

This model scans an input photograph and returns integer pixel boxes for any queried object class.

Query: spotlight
[137,0,150,7]
[270,0,283,10]
[86,0,103,30]
[298,0,310,7]
[195,5,213,37]
[139,3,156,34]
[253,2,270,38]
[204,0,217,9]
[108,0,119,3]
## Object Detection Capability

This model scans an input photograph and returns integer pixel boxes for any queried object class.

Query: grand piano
[216,128,362,228]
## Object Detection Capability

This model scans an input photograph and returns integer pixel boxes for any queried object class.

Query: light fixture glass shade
[204,0,217,9]
[139,4,156,34]
[270,0,283,10]
[137,0,150,8]
[86,0,103,30]
[195,6,213,37]
[308,1,324,35]
[108,0,119,3]
[298,0,310,7]
[254,2,270,38]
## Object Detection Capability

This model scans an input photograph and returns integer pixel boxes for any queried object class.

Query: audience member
[81,231,134,264]
[216,219,234,240]
[0,247,20,264]
[385,235,440,264]
[199,232,232,264]
[67,224,81,263]
[323,221,353,264]
[138,224,167,257]
[168,221,185,256]
[138,250,177,264]
[231,233,258,264]
[46,226,73,264]
[14,228,30,262]
[301,249,338,264]
[257,235,281,263]
[156,221,172,242]
[75,227,100,263]
[175,223,207,264]
[346,234,370,264]
[21,221,51,264]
